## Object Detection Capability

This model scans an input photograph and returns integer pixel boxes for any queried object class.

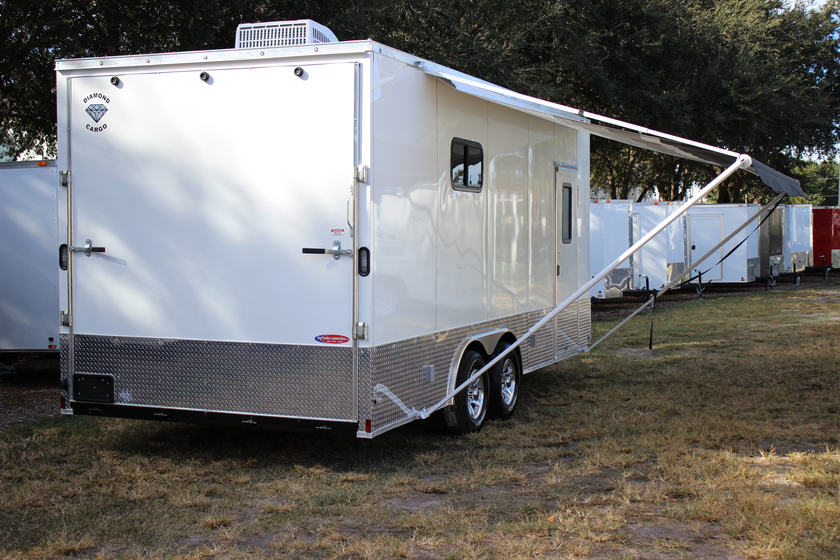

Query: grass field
[1,281,839,559]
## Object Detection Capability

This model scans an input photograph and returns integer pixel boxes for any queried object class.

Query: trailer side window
[451,138,483,192]
[562,183,573,244]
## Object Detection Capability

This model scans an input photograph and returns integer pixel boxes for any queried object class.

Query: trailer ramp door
[65,62,358,422]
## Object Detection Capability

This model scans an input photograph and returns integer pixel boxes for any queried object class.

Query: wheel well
[494,333,522,368]
[446,330,518,397]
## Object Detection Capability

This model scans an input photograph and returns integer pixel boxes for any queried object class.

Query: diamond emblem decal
[86,104,108,123]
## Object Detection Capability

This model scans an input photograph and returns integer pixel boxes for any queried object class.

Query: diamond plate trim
[71,335,354,420]
[367,301,590,434]
[59,334,71,403]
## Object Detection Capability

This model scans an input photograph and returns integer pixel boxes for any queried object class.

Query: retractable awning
[411,60,803,421]
[422,64,804,198]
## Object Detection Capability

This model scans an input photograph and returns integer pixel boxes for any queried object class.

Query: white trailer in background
[631,201,686,292]
[54,20,803,438]
[589,200,633,298]
[0,161,60,353]
[781,205,812,274]
[685,204,761,284]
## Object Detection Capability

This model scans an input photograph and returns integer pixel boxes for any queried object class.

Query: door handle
[69,239,105,257]
[302,240,353,260]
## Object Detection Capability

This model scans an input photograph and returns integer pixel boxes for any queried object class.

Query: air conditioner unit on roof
[235,20,338,49]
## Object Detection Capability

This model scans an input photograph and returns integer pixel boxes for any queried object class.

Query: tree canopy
[2,0,839,201]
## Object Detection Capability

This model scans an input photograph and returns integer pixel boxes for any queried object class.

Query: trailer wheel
[444,350,488,434]
[489,342,521,419]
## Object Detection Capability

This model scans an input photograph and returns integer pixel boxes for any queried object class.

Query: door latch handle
[69,239,105,257]
[302,240,353,260]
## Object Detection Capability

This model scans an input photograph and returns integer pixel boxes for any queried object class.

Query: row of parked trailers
[0,19,810,438]
[590,200,839,299]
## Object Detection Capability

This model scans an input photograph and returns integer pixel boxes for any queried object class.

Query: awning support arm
[415,154,753,420]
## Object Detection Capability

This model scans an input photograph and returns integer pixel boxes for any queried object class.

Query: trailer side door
[688,214,724,281]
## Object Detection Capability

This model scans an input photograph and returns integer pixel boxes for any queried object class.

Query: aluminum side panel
[435,82,488,329]
[487,104,531,317]
[367,55,438,345]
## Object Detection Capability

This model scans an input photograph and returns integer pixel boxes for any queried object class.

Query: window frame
[450,137,484,192]
[561,182,573,244]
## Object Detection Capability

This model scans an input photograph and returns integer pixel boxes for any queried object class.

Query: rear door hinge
[60,311,72,327]
[59,171,71,187]
[353,321,368,340]
[355,165,369,183]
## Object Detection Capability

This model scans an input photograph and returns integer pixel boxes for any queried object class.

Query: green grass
[2,282,840,558]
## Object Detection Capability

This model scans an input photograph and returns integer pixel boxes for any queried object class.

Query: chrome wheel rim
[500,358,517,407]
[466,371,486,421]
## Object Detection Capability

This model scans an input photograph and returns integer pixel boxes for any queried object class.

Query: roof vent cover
[235,20,338,49]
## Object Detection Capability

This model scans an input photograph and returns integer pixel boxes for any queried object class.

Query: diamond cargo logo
[83,93,110,132]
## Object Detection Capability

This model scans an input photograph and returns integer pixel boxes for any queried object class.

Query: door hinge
[355,165,369,183]
[353,321,368,340]
[60,311,72,327]
[59,171,71,187]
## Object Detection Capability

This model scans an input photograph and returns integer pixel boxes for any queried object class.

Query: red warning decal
[315,334,350,344]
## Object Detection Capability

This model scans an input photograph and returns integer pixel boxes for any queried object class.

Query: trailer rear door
[66,62,357,348]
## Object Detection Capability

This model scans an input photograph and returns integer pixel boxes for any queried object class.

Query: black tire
[489,342,521,419]
[444,350,488,434]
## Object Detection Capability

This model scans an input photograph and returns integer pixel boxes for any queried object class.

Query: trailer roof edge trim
[423,65,803,198]
[0,160,56,169]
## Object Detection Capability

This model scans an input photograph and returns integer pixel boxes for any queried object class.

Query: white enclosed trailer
[55,21,803,437]
[589,200,633,298]
[685,204,761,283]
[55,24,590,437]
[0,161,60,353]
[631,202,686,292]
[781,204,812,274]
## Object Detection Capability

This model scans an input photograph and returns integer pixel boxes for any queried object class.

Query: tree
[2,0,839,206]
[550,0,840,202]
[791,159,840,205]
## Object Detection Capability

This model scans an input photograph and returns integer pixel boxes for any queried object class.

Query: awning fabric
[423,65,804,198]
